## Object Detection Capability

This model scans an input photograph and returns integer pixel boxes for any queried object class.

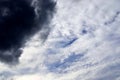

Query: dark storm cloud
[0,0,56,63]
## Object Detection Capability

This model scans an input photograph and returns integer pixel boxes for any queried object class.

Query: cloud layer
[0,0,120,80]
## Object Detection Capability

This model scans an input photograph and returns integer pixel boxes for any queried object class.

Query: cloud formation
[0,0,56,63]
[0,0,120,80]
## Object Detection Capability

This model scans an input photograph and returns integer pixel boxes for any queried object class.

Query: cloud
[0,0,56,63]
[13,74,41,80]
[0,0,120,80]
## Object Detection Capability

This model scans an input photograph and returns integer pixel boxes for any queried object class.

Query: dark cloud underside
[0,0,56,63]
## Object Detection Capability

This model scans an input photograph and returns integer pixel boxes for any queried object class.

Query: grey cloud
[0,0,56,63]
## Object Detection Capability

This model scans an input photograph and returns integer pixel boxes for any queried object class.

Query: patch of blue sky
[81,29,88,34]
[64,53,84,63]
[80,21,96,36]
[54,37,78,48]
[47,53,84,73]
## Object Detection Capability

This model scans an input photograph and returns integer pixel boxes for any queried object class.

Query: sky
[0,0,120,80]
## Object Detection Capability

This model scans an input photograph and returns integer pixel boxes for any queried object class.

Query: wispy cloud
[0,0,120,80]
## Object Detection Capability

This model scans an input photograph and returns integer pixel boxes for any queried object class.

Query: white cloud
[13,74,43,80]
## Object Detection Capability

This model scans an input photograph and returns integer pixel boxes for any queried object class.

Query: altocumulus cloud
[0,0,120,80]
